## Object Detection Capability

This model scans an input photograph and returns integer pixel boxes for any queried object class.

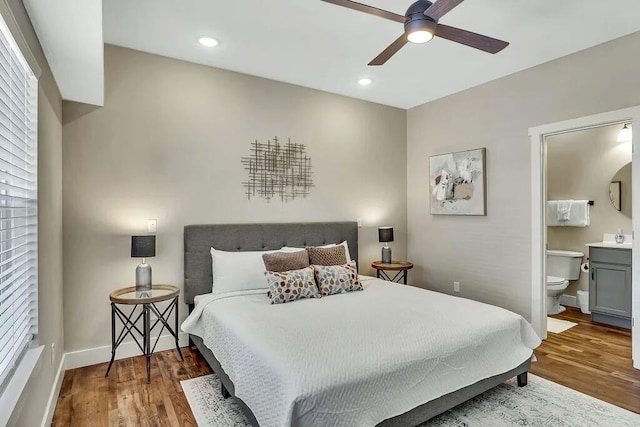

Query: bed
[182,222,540,427]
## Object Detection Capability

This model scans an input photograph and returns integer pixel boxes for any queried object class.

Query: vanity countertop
[586,233,633,249]
[586,242,633,249]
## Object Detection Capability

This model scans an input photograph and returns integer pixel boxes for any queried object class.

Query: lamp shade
[378,227,394,243]
[131,235,156,258]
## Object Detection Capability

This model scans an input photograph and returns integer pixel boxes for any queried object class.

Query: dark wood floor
[531,307,640,414]
[52,309,640,425]
[52,347,211,426]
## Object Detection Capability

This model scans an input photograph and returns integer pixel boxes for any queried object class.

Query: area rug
[547,317,578,334]
[182,373,640,426]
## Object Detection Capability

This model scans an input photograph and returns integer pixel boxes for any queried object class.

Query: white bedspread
[182,277,541,427]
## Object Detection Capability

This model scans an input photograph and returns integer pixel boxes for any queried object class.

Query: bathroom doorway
[529,106,640,369]
[546,124,632,323]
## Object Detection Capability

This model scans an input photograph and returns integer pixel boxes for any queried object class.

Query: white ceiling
[101,0,640,109]
[41,0,640,109]
[24,0,104,106]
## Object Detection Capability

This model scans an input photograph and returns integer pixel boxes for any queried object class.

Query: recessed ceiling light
[198,37,219,48]
[358,78,372,86]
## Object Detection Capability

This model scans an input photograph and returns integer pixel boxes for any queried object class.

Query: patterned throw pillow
[266,267,320,304]
[307,245,347,266]
[313,262,363,296]
[262,250,310,272]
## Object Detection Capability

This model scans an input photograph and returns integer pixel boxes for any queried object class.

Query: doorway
[529,106,640,369]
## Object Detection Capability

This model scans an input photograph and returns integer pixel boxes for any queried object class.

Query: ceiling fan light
[617,124,632,143]
[407,30,434,44]
[404,16,436,44]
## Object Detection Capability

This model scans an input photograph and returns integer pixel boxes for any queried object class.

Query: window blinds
[0,15,38,391]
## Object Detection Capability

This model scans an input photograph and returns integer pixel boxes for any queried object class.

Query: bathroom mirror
[610,162,632,218]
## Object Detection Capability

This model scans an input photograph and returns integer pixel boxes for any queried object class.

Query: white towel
[547,200,590,227]
[547,201,562,225]
[557,200,572,221]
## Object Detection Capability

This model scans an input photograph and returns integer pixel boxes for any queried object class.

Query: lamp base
[136,263,152,291]
[382,246,392,264]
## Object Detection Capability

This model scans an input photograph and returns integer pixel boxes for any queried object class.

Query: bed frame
[184,222,530,427]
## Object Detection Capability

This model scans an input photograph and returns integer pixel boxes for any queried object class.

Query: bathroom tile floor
[531,307,640,414]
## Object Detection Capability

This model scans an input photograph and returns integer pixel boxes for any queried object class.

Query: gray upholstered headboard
[184,222,358,305]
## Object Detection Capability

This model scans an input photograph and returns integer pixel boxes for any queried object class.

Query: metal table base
[106,295,183,383]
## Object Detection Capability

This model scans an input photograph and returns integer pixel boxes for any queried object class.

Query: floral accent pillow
[266,267,320,304]
[313,262,363,296]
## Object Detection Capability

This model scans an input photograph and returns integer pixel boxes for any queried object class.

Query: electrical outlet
[51,342,55,366]
[453,281,460,293]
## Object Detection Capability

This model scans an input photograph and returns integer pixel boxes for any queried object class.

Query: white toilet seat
[546,275,569,315]
[547,282,568,291]
[546,275,567,286]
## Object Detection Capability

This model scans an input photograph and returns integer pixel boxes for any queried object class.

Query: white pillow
[280,247,306,253]
[210,248,281,294]
[282,240,353,264]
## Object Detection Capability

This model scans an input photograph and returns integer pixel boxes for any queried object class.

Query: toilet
[546,250,584,315]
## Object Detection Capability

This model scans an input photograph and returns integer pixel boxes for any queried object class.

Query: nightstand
[371,261,414,285]
[105,284,184,383]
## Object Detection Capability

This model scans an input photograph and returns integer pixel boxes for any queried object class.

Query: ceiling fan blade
[321,0,405,23]
[424,0,465,21]
[435,24,509,54]
[368,34,408,66]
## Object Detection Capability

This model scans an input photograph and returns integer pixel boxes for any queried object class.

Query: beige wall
[547,124,632,295]
[0,0,63,426]
[62,45,407,352]
[407,31,640,319]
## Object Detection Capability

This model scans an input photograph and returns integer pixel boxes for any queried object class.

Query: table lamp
[378,227,394,264]
[131,235,155,291]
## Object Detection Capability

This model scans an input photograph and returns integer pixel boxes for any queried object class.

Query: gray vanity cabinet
[588,247,632,329]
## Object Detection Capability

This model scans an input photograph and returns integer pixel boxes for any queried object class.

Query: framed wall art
[241,136,314,203]
[429,147,486,216]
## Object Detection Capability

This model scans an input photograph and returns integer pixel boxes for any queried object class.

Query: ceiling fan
[321,0,509,65]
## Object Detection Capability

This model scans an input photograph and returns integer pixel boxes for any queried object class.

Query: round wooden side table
[371,261,414,285]
[106,284,183,383]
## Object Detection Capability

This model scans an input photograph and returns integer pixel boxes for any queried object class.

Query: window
[0,13,38,391]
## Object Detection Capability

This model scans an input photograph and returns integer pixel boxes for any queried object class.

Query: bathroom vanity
[586,242,632,329]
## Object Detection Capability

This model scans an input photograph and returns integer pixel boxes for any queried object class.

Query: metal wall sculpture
[241,137,314,202]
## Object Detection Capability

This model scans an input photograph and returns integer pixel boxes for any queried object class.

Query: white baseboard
[41,353,66,427]
[560,294,578,308]
[64,332,190,370]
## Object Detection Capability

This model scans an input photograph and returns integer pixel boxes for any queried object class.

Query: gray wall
[0,0,63,426]
[407,31,640,319]
[547,124,632,295]
[62,45,407,352]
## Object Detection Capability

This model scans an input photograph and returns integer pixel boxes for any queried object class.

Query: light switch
[147,219,157,233]
[356,217,363,228]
